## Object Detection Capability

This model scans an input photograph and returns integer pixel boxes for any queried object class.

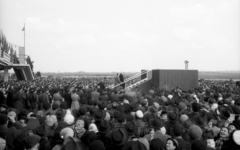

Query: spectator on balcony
[26,56,34,71]
[114,73,121,87]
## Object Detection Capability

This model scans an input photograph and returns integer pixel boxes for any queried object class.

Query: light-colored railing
[124,70,148,82]
[112,70,150,89]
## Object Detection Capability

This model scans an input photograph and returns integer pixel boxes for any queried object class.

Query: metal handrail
[112,70,150,89]
[124,70,148,82]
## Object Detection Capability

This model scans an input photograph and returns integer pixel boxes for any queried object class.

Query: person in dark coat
[119,73,125,89]
[0,114,9,139]
[7,87,15,108]
[164,111,179,135]
[62,89,72,109]
[0,89,6,105]
[171,123,191,150]
[13,86,26,114]
[97,80,105,90]
[188,102,201,120]
[27,88,38,113]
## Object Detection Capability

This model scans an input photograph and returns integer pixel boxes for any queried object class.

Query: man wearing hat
[144,117,170,144]
[114,113,126,129]
[50,103,59,115]
[124,121,137,140]
[171,123,191,150]
[13,86,26,113]
[110,128,128,149]
[97,120,111,142]
[94,109,106,129]
[27,87,38,113]
[164,111,179,135]
[38,88,49,110]
[23,135,41,150]
[188,102,202,120]
[55,108,67,122]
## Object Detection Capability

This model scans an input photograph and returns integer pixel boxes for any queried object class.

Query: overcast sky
[0,0,239,72]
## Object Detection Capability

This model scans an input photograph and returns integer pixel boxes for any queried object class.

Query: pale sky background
[0,0,240,72]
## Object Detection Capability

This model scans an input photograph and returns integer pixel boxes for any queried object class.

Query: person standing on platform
[119,73,125,89]
[114,73,121,91]
[114,73,121,86]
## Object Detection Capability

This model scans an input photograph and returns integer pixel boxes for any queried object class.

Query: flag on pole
[22,27,25,31]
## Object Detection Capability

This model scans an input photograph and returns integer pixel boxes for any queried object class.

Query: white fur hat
[168,95,173,99]
[136,110,144,118]
[160,126,166,134]
[233,130,240,145]
[123,99,129,104]
[211,103,218,111]
[180,114,189,123]
[89,123,98,133]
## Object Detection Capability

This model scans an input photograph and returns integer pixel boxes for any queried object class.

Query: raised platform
[138,69,198,91]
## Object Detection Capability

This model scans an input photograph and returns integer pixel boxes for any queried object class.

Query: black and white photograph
[0,0,240,150]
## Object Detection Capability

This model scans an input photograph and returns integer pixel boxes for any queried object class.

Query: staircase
[12,64,34,81]
[113,70,152,90]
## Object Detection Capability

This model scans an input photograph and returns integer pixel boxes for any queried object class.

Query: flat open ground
[199,72,240,80]
[39,71,240,81]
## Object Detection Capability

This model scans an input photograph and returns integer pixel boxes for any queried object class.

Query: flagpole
[24,23,25,53]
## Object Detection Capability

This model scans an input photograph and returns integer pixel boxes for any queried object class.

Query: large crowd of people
[0,76,240,150]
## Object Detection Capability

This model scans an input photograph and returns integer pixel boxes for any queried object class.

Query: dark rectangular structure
[138,69,198,91]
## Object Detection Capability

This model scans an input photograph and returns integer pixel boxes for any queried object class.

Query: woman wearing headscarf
[215,127,230,150]
[165,138,178,150]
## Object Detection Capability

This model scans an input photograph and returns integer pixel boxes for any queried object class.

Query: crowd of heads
[0,77,240,150]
